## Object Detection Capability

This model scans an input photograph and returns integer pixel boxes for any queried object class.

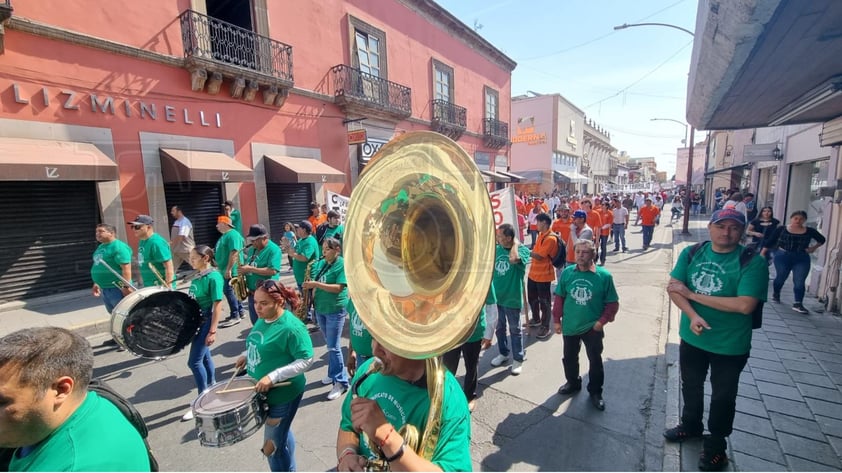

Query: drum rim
[194,378,258,413]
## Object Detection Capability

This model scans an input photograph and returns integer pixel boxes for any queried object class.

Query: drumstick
[222,368,240,393]
[217,381,291,394]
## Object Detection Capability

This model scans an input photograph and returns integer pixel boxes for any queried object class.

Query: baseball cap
[559,204,571,211]
[127,215,154,225]
[298,220,313,233]
[709,208,746,226]
[217,215,233,227]
[246,224,269,241]
[573,210,587,219]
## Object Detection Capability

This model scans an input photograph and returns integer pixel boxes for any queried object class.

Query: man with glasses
[238,224,282,325]
[128,215,174,288]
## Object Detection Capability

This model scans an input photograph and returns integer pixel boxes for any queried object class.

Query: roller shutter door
[0,181,99,302]
[266,183,312,241]
[164,182,224,251]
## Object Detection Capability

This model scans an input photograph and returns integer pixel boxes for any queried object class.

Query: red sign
[348,129,367,145]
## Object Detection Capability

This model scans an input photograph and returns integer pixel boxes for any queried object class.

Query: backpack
[686,241,764,329]
[549,233,567,269]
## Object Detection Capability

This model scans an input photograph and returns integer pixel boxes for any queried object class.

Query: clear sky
[435,0,699,177]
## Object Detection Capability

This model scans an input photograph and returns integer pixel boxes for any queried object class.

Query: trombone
[93,254,138,292]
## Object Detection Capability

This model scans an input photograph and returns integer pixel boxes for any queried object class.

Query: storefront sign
[7,82,223,128]
[326,190,350,222]
[347,129,367,145]
[361,139,389,158]
[511,123,547,145]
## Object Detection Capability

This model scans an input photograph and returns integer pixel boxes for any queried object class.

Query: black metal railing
[483,117,508,139]
[0,0,12,18]
[179,9,293,81]
[431,99,467,128]
[332,64,411,117]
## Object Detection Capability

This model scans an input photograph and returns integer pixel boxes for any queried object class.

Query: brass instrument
[147,262,171,288]
[230,248,249,301]
[343,131,494,468]
[294,258,316,322]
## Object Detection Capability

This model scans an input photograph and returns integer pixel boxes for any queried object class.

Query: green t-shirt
[244,241,282,291]
[137,233,173,287]
[340,358,472,472]
[246,311,314,405]
[215,230,244,277]
[189,270,224,310]
[670,243,768,355]
[347,299,373,357]
[229,209,242,235]
[492,243,531,309]
[292,235,318,285]
[9,391,150,472]
[554,265,619,336]
[312,256,348,314]
[91,239,132,287]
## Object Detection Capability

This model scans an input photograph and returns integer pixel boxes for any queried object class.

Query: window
[484,87,498,120]
[432,60,454,102]
[349,16,387,78]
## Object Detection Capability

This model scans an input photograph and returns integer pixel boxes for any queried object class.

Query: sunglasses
[131,225,144,230]
[260,279,280,292]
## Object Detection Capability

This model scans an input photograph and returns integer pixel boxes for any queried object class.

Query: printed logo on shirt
[246,334,265,372]
[495,258,511,276]
[570,282,593,306]
[690,261,725,295]
[370,390,407,427]
[351,311,365,337]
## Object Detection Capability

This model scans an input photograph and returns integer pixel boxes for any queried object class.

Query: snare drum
[193,378,268,448]
[110,287,202,359]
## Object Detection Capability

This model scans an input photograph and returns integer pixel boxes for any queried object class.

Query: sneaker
[490,354,509,367]
[510,360,522,375]
[321,376,333,385]
[792,303,809,314]
[218,315,242,328]
[771,294,781,303]
[663,424,703,442]
[698,449,729,471]
[327,384,348,401]
[536,327,551,340]
[467,400,476,412]
[181,409,194,422]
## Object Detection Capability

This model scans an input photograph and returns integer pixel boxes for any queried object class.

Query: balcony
[430,99,467,140]
[179,9,293,106]
[609,167,618,177]
[483,118,509,149]
[0,0,12,54]
[332,65,411,122]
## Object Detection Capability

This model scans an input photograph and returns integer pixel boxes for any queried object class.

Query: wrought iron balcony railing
[483,117,509,149]
[179,9,293,82]
[431,99,467,139]
[332,64,411,118]
[0,0,12,21]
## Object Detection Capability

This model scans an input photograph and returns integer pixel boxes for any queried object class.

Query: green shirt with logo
[292,235,318,285]
[555,265,619,336]
[137,233,173,287]
[9,391,150,472]
[244,240,282,291]
[492,243,531,309]
[347,299,373,357]
[215,230,244,277]
[312,256,348,314]
[189,270,224,311]
[91,239,132,288]
[246,312,314,405]
[671,243,768,355]
[340,358,472,472]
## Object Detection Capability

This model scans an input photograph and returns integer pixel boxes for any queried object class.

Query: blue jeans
[222,278,243,317]
[598,235,608,263]
[188,309,216,395]
[247,293,258,325]
[264,393,303,471]
[612,224,626,250]
[642,225,655,247]
[101,286,125,314]
[528,229,538,248]
[773,250,811,303]
[495,306,524,362]
[316,309,349,387]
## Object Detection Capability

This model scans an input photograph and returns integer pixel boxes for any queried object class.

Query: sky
[436,0,699,177]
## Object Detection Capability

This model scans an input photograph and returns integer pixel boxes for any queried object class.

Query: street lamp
[614,22,695,234]
[650,118,689,145]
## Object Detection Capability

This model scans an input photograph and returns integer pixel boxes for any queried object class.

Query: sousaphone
[344,131,494,466]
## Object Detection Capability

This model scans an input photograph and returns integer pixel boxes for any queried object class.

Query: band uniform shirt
[91,239,132,288]
[312,256,348,314]
[170,216,195,253]
[347,299,373,358]
[9,392,150,472]
[671,244,769,355]
[528,231,558,283]
[555,265,619,336]
[215,230,245,278]
[465,285,494,343]
[292,235,318,285]
[137,233,173,287]
[246,312,314,405]
[244,240,282,291]
[638,206,660,226]
[189,270,224,311]
[493,243,531,310]
[229,209,242,235]
[340,358,472,472]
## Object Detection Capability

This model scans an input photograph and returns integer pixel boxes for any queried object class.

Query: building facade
[583,117,616,194]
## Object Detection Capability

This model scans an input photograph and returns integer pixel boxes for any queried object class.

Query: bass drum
[111,287,202,359]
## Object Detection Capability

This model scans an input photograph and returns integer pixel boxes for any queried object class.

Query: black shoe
[792,303,809,314]
[772,294,781,303]
[590,393,605,411]
[536,327,551,340]
[622,247,628,252]
[698,449,729,471]
[558,378,582,395]
[663,424,703,442]
[527,319,542,328]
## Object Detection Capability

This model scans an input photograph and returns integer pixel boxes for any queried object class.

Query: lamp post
[650,118,689,145]
[614,22,695,234]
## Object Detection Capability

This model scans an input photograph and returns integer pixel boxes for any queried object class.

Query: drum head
[194,378,257,414]
[120,291,202,359]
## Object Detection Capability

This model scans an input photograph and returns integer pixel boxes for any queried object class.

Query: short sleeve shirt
[639,206,660,226]
[170,216,195,253]
[292,235,318,285]
[493,243,531,309]
[91,240,132,287]
[188,270,224,310]
[528,231,558,282]
[246,312,314,405]
[244,240,282,291]
[347,299,373,357]
[215,230,245,277]
[555,265,619,335]
[137,233,173,287]
[312,256,348,314]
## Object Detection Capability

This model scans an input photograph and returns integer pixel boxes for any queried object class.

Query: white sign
[603,182,655,193]
[489,187,518,233]
[326,191,350,223]
[361,139,388,158]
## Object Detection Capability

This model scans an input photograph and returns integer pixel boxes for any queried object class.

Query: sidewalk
[667,215,842,471]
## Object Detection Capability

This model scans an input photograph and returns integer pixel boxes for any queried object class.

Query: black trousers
[562,329,605,394]
[443,340,482,401]
[527,279,552,328]
[679,340,749,446]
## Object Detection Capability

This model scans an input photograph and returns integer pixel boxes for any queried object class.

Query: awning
[0,137,118,181]
[554,170,588,183]
[159,148,253,182]
[263,155,345,184]
[704,163,751,176]
[480,170,511,183]
[496,170,526,182]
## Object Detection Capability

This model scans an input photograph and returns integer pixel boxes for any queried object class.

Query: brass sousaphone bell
[344,131,494,465]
